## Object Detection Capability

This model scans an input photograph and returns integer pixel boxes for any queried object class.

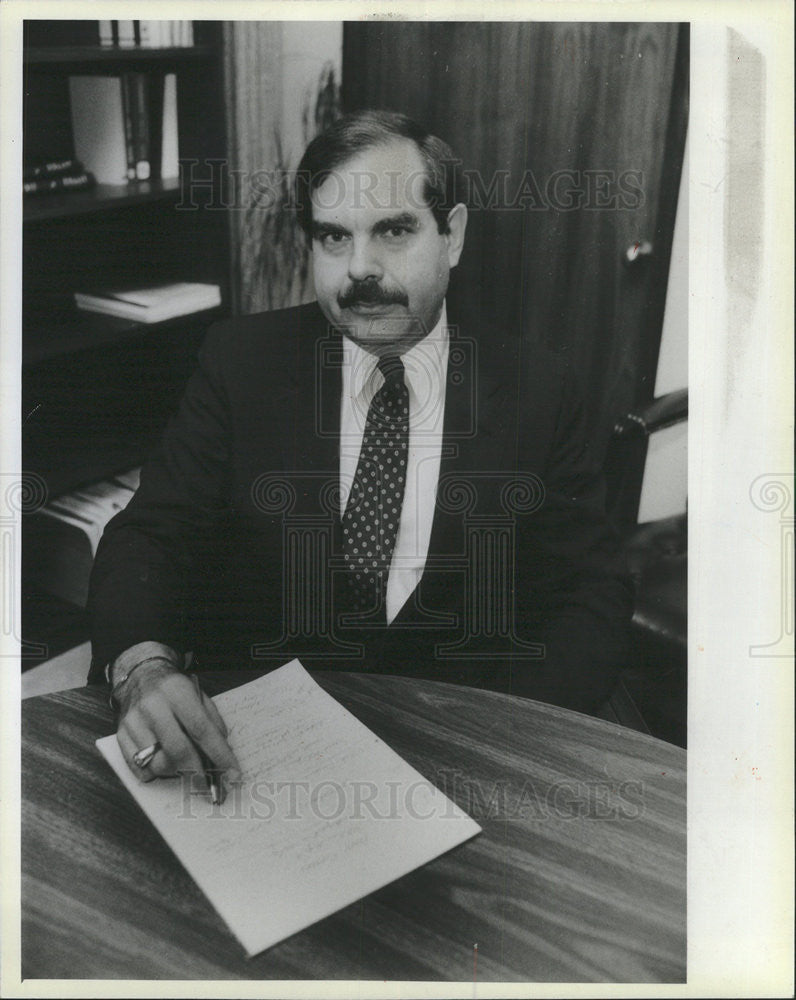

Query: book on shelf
[24,169,95,197]
[98,20,114,47]
[137,20,162,48]
[117,20,136,48]
[68,71,179,186]
[160,74,179,180]
[25,469,141,608]
[130,71,151,181]
[23,158,96,196]
[69,75,129,185]
[120,75,136,181]
[74,281,221,323]
[96,20,195,49]
[24,158,82,181]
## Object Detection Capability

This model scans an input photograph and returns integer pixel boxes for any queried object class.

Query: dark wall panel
[343,21,688,451]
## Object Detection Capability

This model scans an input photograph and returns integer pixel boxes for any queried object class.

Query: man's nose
[347,237,383,282]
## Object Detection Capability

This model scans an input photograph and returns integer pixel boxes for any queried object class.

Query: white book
[160,73,179,180]
[138,21,158,48]
[117,20,136,48]
[96,660,481,957]
[69,76,128,185]
[89,281,217,307]
[98,21,114,47]
[74,282,221,323]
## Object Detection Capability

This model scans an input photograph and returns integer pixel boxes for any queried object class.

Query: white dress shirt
[340,303,449,623]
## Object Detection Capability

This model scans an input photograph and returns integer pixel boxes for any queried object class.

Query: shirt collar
[342,302,449,413]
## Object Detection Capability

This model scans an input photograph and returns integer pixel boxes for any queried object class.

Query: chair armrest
[613,388,688,438]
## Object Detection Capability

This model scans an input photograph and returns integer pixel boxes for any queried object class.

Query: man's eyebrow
[311,221,351,240]
[371,212,421,235]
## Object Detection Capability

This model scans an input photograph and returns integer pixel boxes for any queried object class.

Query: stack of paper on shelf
[25,469,141,607]
[74,282,221,323]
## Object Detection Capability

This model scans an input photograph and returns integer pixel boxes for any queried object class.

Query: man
[88,110,633,788]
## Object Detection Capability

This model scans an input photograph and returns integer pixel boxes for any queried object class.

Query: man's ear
[444,203,468,267]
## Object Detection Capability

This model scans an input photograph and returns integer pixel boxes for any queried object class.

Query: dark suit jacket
[88,302,633,713]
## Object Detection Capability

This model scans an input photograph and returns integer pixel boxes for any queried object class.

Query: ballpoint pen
[190,674,224,805]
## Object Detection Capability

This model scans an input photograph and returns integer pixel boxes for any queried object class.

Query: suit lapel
[273,312,341,515]
[427,321,514,557]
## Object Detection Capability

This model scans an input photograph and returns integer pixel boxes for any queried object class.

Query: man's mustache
[338,281,409,310]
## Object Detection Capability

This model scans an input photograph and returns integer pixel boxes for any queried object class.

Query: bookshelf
[25,44,215,66]
[22,20,231,668]
[23,177,181,223]
[23,305,223,375]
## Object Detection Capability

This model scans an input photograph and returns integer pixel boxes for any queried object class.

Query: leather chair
[599,389,687,747]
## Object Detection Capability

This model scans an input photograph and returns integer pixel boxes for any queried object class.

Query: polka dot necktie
[342,355,409,620]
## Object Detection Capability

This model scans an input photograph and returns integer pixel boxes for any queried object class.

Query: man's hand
[113,657,242,791]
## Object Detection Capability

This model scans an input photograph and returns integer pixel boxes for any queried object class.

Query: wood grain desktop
[22,669,686,981]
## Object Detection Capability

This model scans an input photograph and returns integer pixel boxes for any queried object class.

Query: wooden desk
[22,671,686,981]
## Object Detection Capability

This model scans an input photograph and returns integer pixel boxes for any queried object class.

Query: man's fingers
[200,690,228,737]
[116,671,240,785]
[175,693,242,782]
[120,689,202,779]
[141,697,203,778]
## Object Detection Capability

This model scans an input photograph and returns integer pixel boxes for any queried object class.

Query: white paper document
[96,660,481,957]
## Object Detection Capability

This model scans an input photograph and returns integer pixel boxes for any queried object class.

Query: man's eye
[384,226,410,239]
[320,232,349,249]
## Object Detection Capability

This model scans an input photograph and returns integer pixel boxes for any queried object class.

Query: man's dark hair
[294,109,462,238]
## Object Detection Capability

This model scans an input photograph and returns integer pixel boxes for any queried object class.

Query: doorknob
[624,240,654,265]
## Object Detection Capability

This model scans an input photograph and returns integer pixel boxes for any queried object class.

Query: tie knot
[378,355,404,386]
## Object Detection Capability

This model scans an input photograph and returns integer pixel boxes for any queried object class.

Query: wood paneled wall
[343,22,688,452]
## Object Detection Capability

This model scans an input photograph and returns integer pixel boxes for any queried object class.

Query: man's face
[310,139,466,356]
